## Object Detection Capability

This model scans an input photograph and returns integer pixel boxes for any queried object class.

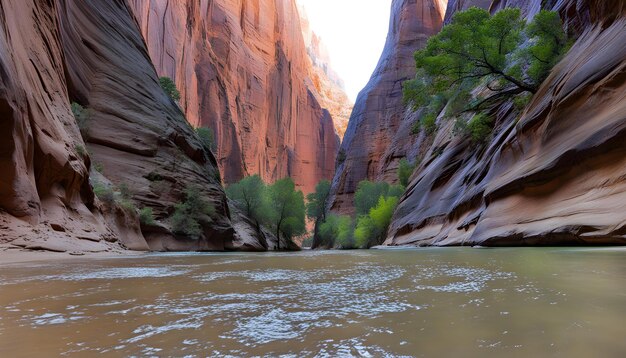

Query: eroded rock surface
[1,0,274,253]
[129,0,341,193]
[384,0,626,246]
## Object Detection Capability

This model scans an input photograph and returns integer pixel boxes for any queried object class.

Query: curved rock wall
[0,0,126,253]
[1,0,272,253]
[385,0,626,246]
[128,0,341,193]
[329,0,447,215]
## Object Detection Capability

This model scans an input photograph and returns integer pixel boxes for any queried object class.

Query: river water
[1,248,624,357]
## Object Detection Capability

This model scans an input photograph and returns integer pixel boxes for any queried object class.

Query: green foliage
[139,207,156,226]
[524,10,569,83]
[196,127,217,152]
[71,102,89,138]
[354,180,404,216]
[226,175,268,224]
[93,182,115,206]
[145,171,163,182]
[306,180,331,222]
[319,214,353,249]
[354,196,399,248]
[266,178,306,248]
[467,113,494,143]
[159,76,181,102]
[93,162,104,173]
[398,158,415,187]
[403,8,568,118]
[75,144,87,157]
[171,186,215,238]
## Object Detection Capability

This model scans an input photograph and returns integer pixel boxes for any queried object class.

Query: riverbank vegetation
[227,175,305,249]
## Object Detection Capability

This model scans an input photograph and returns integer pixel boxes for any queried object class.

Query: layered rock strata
[129,0,342,193]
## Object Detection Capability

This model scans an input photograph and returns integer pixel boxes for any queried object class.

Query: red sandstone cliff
[0,0,275,254]
[329,0,448,215]
[385,0,626,246]
[129,0,341,193]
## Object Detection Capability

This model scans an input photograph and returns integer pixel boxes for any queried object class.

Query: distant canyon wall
[129,0,345,193]
[329,0,448,216]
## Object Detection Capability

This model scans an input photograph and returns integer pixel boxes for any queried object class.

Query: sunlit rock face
[328,0,448,216]
[0,0,272,252]
[385,0,626,246]
[129,0,341,194]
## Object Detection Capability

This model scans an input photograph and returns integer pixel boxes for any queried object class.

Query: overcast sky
[298,0,393,102]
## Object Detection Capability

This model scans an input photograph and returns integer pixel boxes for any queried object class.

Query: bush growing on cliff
[159,76,181,102]
[403,8,569,121]
[71,102,90,138]
[196,127,217,152]
[171,186,215,238]
[93,182,115,206]
[139,207,156,226]
[398,158,416,187]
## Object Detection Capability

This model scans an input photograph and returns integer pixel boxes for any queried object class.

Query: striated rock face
[329,0,448,215]
[129,0,341,193]
[1,0,272,253]
[0,0,125,253]
[385,0,626,246]
[57,0,238,251]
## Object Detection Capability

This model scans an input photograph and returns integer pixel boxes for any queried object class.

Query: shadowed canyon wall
[129,0,343,194]
[329,0,448,216]
[0,0,277,253]
[385,0,626,246]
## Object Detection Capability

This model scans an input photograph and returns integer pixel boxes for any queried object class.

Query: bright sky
[298,0,393,102]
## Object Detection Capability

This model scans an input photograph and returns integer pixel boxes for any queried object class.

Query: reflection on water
[1,248,625,357]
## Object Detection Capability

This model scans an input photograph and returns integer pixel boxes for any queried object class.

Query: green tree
[398,158,415,187]
[354,196,399,248]
[159,76,181,102]
[354,181,390,215]
[267,178,306,249]
[171,186,215,238]
[403,8,568,119]
[319,214,353,249]
[306,180,331,248]
[226,175,268,226]
[196,127,216,152]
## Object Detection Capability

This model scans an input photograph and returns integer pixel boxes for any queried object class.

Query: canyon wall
[381,0,626,246]
[0,0,276,253]
[329,0,448,215]
[129,0,343,193]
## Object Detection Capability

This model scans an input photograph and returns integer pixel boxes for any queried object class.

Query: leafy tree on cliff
[171,186,215,238]
[398,158,416,187]
[159,76,181,102]
[226,175,269,226]
[196,127,217,152]
[306,180,332,248]
[319,214,353,249]
[403,8,569,121]
[266,178,306,249]
[354,181,405,216]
